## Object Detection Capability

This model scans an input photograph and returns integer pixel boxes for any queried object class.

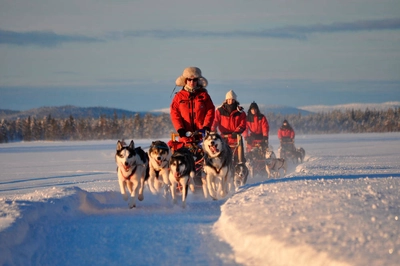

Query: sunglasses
[187,78,198,82]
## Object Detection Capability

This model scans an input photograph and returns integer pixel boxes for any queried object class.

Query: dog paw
[138,194,144,201]
[189,183,195,192]
[128,199,136,209]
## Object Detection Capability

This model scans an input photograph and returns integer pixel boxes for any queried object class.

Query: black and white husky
[169,147,195,208]
[265,150,287,178]
[202,132,234,200]
[234,163,249,190]
[148,140,171,195]
[115,140,149,208]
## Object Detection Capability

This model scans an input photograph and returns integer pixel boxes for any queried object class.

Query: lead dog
[115,140,149,208]
[265,150,287,178]
[169,147,195,208]
[148,140,171,195]
[202,132,234,200]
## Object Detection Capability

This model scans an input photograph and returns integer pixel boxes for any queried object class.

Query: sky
[0,133,399,265]
[1,0,400,112]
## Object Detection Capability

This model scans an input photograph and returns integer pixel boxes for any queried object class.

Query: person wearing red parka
[242,101,270,152]
[278,119,296,151]
[170,67,215,140]
[212,90,246,163]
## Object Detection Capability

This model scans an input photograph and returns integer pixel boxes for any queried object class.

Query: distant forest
[0,108,399,143]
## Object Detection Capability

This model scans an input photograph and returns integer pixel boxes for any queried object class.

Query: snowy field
[0,133,399,266]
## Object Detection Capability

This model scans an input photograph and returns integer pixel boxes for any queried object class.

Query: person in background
[242,101,269,152]
[211,90,246,163]
[277,119,295,151]
[170,67,215,141]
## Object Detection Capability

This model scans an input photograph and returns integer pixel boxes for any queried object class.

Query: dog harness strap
[119,165,137,180]
[209,158,222,174]
[271,159,277,170]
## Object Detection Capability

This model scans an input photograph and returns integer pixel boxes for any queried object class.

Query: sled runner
[221,133,249,189]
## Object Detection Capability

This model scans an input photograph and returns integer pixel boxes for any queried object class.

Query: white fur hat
[225,90,237,100]
[175,67,208,87]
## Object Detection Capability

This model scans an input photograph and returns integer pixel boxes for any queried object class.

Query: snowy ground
[0,133,399,266]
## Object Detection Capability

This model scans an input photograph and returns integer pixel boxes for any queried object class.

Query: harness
[205,156,227,175]
[266,158,277,169]
[118,162,147,180]
[118,164,138,180]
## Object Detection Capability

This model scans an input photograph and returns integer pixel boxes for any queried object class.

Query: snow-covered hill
[299,101,400,113]
[1,133,399,266]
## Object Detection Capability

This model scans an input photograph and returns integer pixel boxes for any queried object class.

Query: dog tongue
[210,145,219,153]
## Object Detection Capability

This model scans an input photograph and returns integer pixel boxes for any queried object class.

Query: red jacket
[242,115,269,139]
[278,127,295,141]
[170,88,215,132]
[212,103,246,146]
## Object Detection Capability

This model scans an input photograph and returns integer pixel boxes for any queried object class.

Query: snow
[1,133,399,266]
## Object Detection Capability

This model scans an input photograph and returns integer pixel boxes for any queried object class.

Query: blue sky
[1,0,399,112]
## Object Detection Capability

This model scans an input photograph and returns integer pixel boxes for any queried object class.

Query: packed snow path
[1,133,399,266]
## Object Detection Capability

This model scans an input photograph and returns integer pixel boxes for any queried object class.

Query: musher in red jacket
[170,67,215,142]
[212,90,246,163]
[278,119,295,151]
[242,102,270,152]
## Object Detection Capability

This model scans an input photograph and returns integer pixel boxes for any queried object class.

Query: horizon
[1,101,399,116]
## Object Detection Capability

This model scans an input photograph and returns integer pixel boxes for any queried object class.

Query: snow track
[1,133,400,265]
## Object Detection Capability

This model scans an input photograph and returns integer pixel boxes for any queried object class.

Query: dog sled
[168,131,205,192]
[245,139,266,177]
[221,133,249,188]
[279,141,305,164]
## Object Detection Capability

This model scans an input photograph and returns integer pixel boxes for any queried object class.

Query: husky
[169,147,195,208]
[115,140,149,208]
[296,147,306,163]
[202,132,234,200]
[234,163,249,190]
[265,150,287,178]
[148,140,171,195]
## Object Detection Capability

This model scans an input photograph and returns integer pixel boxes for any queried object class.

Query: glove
[177,128,186,138]
[199,127,210,136]
[231,132,238,139]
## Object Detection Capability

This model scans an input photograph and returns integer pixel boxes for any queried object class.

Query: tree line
[0,108,399,143]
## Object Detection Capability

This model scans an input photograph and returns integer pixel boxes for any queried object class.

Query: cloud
[0,29,103,47]
[276,18,400,38]
[2,18,399,47]
[116,18,400,40]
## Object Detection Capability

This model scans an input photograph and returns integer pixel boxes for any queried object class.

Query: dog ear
[129,140,135,150]
[117,140,123,151]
